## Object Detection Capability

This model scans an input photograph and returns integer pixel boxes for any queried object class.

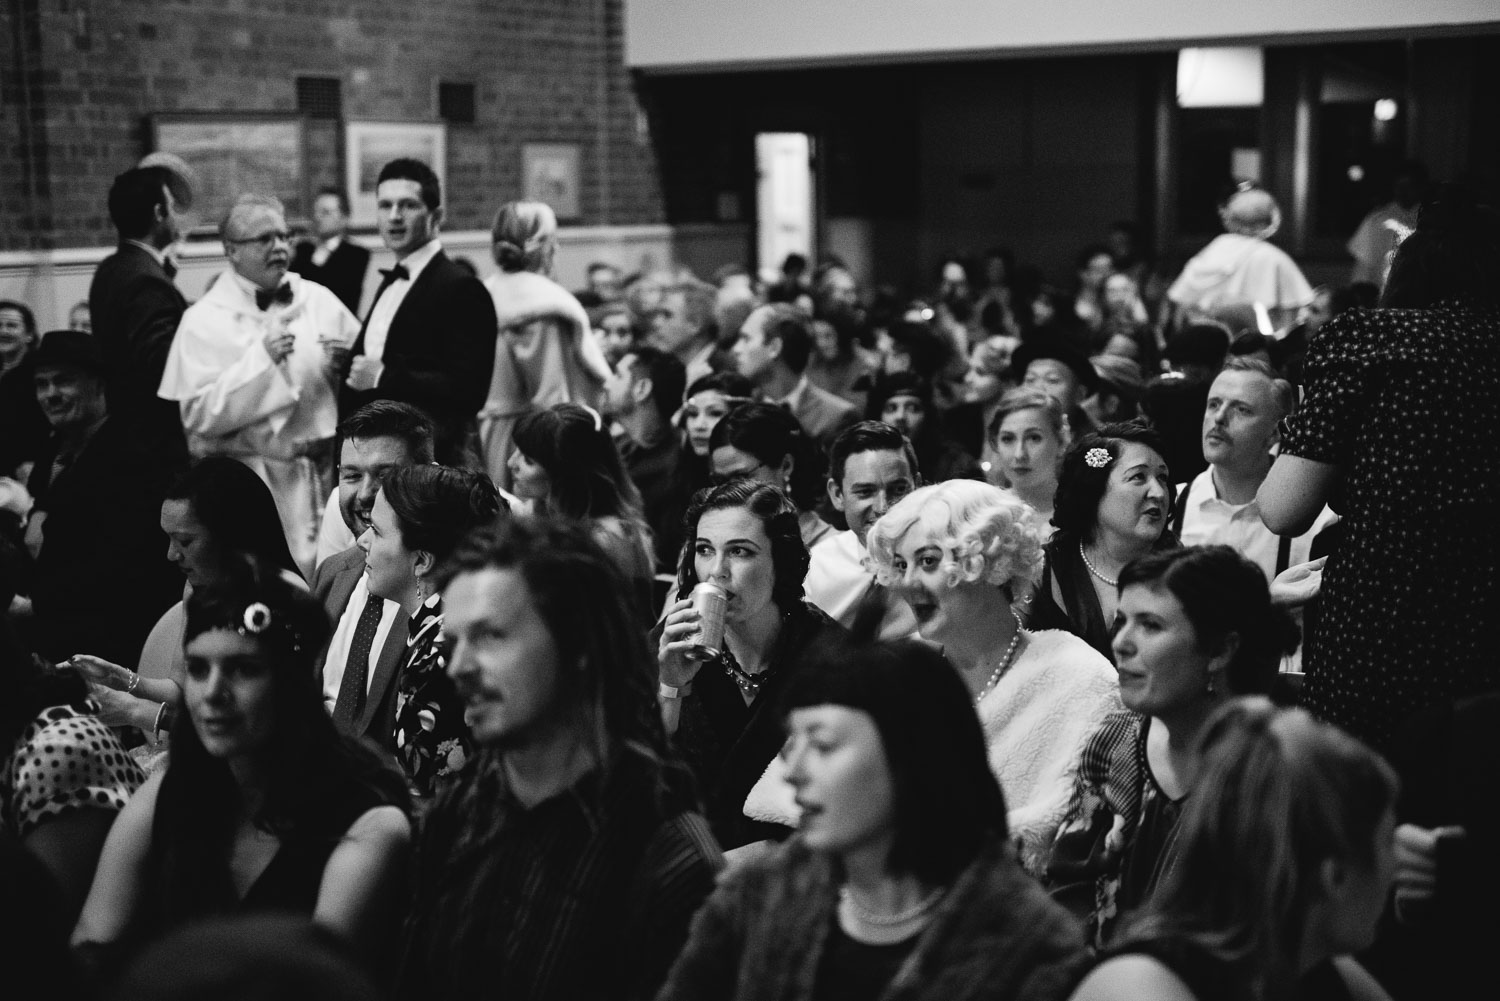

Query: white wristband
[658,682,683,700]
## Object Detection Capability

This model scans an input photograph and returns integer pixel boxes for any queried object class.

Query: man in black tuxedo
[89,166,189,463]
[290,185,370,315]
[342,158,496,462]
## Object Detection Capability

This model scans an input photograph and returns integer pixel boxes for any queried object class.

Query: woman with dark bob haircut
[360,465,504,797]
[659,479,849,850]
[1026,418,1177,660]
[1070,699,1398,1001]
[707,401,836,551]
[658,638,1090,1001]
[1048,546,1299,945]
[75,557,412,968]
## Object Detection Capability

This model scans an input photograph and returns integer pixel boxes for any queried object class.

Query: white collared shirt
[321,571,402,715]
[126,239,168,268]
[767,374,810,413]
[311,235,343,268]
[361,238,443,362]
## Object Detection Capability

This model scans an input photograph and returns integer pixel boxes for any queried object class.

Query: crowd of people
[0,152,1496,1001]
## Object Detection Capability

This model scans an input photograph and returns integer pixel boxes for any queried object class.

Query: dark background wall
[0,0,662,251]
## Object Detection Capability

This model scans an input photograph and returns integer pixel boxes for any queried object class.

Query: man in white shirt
[309,400,435,745]
[804,421,921,640]
[1175,357,1335,667]
[159,194,361,576]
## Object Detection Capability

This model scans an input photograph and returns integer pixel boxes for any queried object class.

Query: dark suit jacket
[311,545,411,747]
[290,238,371,316]
[343,248,496,459]
[89,243,188,463]
[26,417,179,668]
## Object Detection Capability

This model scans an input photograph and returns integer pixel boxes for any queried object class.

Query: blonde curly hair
[865,480,1044,592]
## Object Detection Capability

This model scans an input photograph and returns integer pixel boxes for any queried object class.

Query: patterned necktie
[332,593,384,729]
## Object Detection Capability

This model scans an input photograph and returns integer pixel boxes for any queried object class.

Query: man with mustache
[1175,357,1335,669]
[159,193,361,576]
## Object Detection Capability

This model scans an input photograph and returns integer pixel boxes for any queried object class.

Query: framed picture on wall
[344,121,447,228]
[151,113,308,234]
[521,142,582,221]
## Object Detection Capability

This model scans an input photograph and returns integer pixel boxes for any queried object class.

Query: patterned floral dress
[392,594,473,799]
[1278,302,1500,751]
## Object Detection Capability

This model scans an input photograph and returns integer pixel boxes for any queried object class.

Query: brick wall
[0,0,663,251]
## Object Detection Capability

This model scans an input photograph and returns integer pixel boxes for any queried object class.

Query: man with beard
[158,194,360,576]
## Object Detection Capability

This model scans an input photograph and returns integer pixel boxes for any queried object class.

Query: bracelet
[658,682,685,700]
[126,672,141,695]
[152,702,168,738]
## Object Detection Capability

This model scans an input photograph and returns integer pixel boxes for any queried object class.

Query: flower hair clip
[241,602,273,634]
[236,601,303,653]
[1085,447,1113,469]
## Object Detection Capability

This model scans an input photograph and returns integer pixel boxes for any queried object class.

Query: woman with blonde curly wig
[862,479,1120,867]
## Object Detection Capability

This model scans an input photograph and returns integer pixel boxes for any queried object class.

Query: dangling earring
[1205,673,1217,696]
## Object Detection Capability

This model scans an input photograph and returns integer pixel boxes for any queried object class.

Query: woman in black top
[75,558,411,968]
[659,479,849,850]
[1027,419,1177,660]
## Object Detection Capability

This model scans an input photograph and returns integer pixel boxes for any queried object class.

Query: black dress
[674,602,850,849]
[1277,303,1500,751]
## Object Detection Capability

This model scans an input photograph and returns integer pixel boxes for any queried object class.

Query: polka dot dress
[2,703,145,839]
[1279,302,1500,751]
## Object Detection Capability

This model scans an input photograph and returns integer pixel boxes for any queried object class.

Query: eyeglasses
[229,230,292,248]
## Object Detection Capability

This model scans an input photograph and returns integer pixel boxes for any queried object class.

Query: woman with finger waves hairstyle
[852,479,1119,867]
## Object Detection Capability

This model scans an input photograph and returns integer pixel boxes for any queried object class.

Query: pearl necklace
[974,616,1024,704]
[1079,541,1119,587]
[839,883,945,929]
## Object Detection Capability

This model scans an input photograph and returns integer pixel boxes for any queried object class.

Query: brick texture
[0,0,663,251]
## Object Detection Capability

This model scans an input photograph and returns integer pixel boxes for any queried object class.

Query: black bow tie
[162,258,179,280]
[378,264,410,285]
[256,284,294,310]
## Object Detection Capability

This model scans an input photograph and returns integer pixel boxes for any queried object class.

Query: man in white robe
[159,194,360,576]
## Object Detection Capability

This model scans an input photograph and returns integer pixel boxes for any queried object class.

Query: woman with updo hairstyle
[985,387,1071,528]
[944,335,1022,468]
[479,200,612,490]
[846,479,1120,867]
[1260,183,1500,755]
[75,557,412,967]
[360,465,504,797]
[509,401,656,615]
[1027,419,1177,661]
[661,638,1090,1001]
[1070,699,1399,1001]
[707,401,836,551]
[1048,546,1300,946]
[659,479,849,850]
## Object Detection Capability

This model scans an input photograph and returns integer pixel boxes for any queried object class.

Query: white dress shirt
[321,571,402,715]
[361,238,443,363]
